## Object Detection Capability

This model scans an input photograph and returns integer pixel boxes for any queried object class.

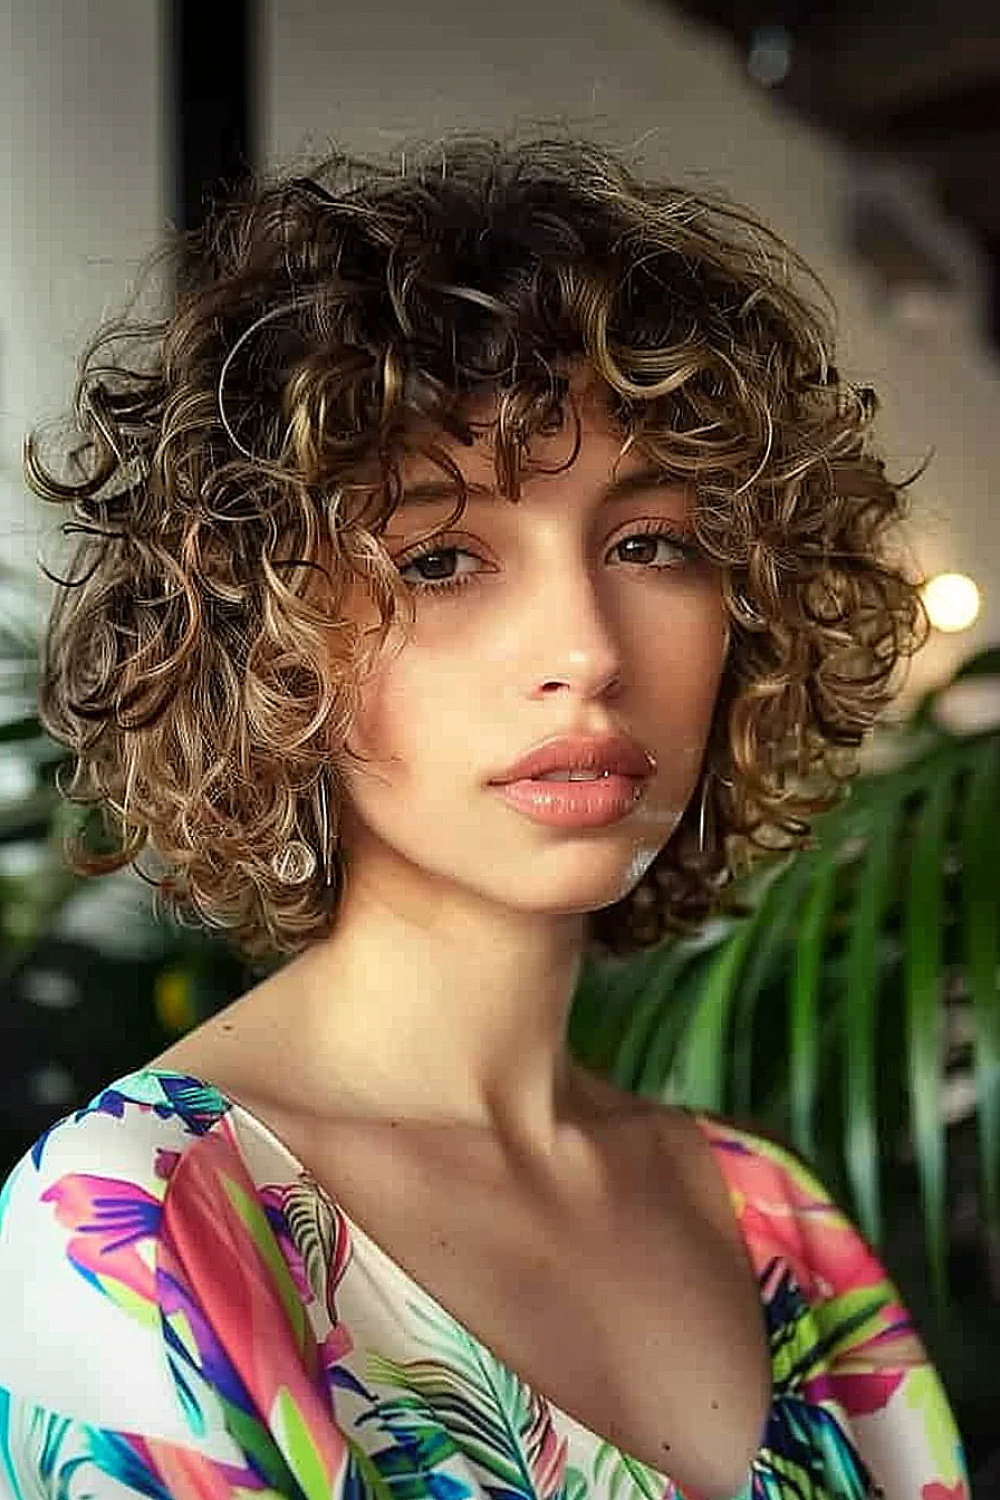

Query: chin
[536,839,664,906]
[532,864,662,920]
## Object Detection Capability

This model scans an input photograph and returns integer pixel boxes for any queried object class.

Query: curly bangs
[25,132,929,962]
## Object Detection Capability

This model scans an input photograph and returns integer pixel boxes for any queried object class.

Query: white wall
[1,0,997,716]
[0,0,166,611]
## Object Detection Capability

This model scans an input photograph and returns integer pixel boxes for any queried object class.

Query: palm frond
[960,738,1000,1237]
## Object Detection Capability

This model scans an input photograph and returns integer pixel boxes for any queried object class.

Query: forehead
[395,388,660,505]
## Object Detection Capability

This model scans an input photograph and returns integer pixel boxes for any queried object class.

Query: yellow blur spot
[154,967,197,1034]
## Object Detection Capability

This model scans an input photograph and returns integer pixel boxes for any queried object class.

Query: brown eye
[395,542,488,597]
[607,523,701,569]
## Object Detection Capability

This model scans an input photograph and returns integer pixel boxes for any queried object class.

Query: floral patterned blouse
[0,1067,969,1500]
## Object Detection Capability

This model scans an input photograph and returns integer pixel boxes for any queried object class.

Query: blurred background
[1,0,998,1484]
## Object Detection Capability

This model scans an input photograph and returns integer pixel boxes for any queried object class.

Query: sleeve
[0,1075,346,1500]
[794,1193,971,1500]
[712,1120,972,1500]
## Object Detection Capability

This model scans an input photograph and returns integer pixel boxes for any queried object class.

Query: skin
[189,373,731,1170]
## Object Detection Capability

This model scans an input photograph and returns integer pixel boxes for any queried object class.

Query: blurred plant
[0,560,248,1140]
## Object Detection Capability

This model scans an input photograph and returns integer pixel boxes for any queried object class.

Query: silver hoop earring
[271,840,317,885]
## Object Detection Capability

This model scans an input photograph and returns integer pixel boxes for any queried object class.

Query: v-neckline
[145,1067,766,1500]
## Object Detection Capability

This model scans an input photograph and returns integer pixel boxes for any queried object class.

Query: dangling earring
[270,774,336,887]
[318,772,334,888]
[697,771,712,855]
[697,768,734,854]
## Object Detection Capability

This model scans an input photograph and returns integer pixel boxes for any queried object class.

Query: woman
[0,134,969,1499]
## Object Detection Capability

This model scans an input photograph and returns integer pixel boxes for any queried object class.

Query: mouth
[530,769,618,782]
[490,771,650,828]
[490,733,657,787]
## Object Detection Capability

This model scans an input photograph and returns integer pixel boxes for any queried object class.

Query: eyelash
[395,520,703,598]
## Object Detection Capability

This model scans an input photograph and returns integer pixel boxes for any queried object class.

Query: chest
[284,1114,773,1500]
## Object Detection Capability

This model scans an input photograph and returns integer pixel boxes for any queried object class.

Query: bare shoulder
[147,963,304,1094]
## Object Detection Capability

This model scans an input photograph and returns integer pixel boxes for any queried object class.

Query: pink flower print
[41,1174,162,1305]
[708,1128,895,1299]
[137,1433,273,1498]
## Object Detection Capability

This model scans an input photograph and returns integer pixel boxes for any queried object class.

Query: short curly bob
[27,132,929,963]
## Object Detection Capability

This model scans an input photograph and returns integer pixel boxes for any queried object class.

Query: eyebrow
[398,464,681,508]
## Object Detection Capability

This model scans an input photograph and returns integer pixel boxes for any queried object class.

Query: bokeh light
[921,571,981,633]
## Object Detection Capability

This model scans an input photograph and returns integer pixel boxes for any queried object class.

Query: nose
[523,567,624,702]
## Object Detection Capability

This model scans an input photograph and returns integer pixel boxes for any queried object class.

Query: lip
[491,774,650,829]
[488,732,657,785]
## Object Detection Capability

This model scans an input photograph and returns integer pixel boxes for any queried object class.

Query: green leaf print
[592,1440,665,1500]
[272,1386,338,1500]
[561,1464,590,1500]
[362,1294,566,1500]
[343,1431,400,1500]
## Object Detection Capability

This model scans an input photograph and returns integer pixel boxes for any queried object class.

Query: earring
[318,772,334,888]
[271,840,317,885]
[697,768,734,853]
[697,772,712,855]
[270,774,337,886]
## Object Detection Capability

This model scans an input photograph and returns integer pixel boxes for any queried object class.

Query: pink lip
[489,732,656,785]
[492,774,649,829]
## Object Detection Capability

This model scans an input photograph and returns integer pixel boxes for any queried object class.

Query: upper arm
[0,1094,255,1498]
[701,1117,971,1500]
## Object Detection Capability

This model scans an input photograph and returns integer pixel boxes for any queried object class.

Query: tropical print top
[0,1067,969,1500]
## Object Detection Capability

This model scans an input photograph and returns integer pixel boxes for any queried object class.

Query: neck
[278,865,595,1159]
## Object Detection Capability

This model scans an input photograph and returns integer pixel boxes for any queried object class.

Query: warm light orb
[922,572,981,633]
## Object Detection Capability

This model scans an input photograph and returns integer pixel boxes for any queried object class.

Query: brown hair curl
[25,131,929,962]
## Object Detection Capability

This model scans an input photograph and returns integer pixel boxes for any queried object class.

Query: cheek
[651,594,729,704]
[346,656,398,765]
[345,643,442,775]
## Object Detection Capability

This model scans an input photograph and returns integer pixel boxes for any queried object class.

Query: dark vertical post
[166,0,256,237]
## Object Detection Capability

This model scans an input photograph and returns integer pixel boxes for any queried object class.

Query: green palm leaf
[635,941,723,1098]
[731,853,816,1117]
[671,859,801,1113]
[904,770,953,1305]
[669,919,756,1112]
[788,843,841,1161]
[961,737,1000,1239]
[843,796,900,1245]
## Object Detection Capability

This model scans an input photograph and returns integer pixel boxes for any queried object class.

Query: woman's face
[337,387,730,926]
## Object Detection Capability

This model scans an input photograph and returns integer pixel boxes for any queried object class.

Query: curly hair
[25,131,929,962]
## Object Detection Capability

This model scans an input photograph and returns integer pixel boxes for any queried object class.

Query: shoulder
[0,1067,237,1232]
[682,1109,890,1299]
[687,1111,972,1498]
[0,1068,236,1430]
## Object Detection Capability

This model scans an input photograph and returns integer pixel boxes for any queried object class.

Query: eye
[609,520,701,568]
[396,543,487,596]
[394,520,701,598]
